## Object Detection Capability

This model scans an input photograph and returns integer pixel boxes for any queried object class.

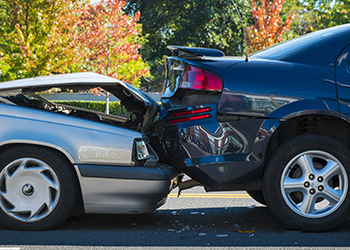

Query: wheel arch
[0,140,76,163]
[264,114,350,172]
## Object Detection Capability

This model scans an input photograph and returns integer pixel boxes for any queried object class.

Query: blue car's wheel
[263,134,350,231]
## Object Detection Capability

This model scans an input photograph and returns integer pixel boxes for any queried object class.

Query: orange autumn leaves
[75,0,149,87]
[245,0,295,54]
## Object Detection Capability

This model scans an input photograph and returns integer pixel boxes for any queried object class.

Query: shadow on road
[1,206,350,247]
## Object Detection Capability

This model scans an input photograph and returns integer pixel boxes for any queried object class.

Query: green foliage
[0,0,84,82]
[116,58,150,87]
[283,0,350,38]
[126,0,349,80]
[1,0,348,87]
[125,0,252,89]
[53,100,128,116]
[314,0,350,28]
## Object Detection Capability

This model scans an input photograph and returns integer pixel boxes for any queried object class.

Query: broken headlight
[135,139,150,161]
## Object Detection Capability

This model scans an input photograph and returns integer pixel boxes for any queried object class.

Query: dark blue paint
[155,24,350,190]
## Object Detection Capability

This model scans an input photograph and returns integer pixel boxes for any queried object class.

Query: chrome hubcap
[281,150,348,218]
[0,158,60,223]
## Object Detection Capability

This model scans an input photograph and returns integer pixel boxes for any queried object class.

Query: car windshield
[251,24,350,60]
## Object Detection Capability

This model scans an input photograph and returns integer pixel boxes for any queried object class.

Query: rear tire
[263,134,350,231]
[0,146,77,230]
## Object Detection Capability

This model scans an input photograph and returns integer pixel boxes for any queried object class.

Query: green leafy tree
[0,0,84,82]
[314,0,350,28]
[282,0,350,38]
[125,0,252,89]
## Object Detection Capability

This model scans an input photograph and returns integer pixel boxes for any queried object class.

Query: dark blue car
[153,23,350,231]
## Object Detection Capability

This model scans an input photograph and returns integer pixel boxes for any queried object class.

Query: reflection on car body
[155,24,350,231]
[182,123,245,155]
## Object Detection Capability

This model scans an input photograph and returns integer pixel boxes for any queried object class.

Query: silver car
[0,72,180,230]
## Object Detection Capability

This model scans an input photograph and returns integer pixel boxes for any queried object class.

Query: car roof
[252,23,350,64]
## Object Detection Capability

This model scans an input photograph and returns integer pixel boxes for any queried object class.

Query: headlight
[135,140,149,160]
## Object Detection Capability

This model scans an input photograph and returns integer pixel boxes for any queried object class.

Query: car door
[336,43,350,118]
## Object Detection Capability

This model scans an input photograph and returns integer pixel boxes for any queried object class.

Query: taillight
[179,65,222,91]
[169,114,211,124]
[171,107,211,117]
[169,107,212,124]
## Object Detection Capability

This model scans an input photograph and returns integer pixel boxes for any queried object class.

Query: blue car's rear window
[251,24,350,60]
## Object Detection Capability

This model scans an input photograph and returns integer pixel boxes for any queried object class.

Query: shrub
[53,101,128,117]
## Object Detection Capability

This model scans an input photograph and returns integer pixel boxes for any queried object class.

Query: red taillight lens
[179,65,222,91]
[169,114,211,124]
[169,107,212,124]
[171,107,212,117]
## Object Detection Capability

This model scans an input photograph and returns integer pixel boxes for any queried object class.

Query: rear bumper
[157,103,265,189]
[75,164,180,214]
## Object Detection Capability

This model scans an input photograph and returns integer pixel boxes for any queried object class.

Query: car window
[252,24,350,60]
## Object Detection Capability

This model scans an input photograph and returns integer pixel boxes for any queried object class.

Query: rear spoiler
[167,45,225,58]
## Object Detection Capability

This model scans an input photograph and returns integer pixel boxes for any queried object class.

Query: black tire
[247,190,266,205]
[0,146,77,230]
[263,134,350,231]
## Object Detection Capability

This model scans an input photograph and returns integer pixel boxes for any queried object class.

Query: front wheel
[263,134,350,231]
[0,146,77,230]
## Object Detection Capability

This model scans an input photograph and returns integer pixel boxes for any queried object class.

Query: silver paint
[0,73,176,219]
[0,103,141,166]
[74,166,172,214]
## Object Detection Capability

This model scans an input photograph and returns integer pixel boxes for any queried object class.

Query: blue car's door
[336,43,350,120]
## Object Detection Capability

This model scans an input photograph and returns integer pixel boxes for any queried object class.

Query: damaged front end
[0,72,183,214]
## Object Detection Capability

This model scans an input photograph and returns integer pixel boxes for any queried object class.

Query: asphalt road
[1,186,350,250]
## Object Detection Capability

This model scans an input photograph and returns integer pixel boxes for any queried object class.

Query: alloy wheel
[280,150,348,218]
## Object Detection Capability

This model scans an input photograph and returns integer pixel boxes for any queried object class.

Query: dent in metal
[179,123,245,156]
[162,118,264,187]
